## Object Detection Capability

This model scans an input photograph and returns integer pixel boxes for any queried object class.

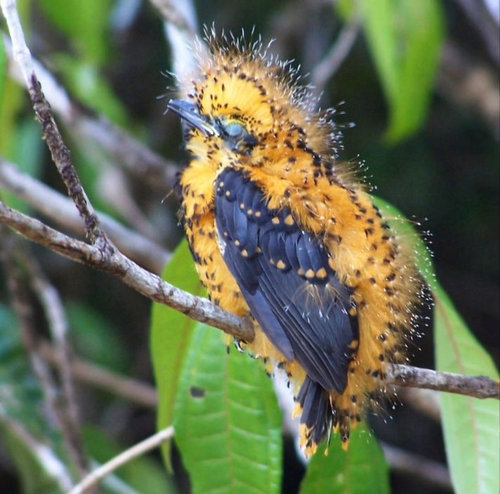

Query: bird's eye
[221,119,246,138]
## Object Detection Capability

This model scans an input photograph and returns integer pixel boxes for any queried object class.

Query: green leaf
[174,324,282,494]
[0,35,6,117]
[373,197,500,494]
[38,0,113,64]
[435,290,499,494]
[0,80,25,159]
[300,423,389,494]
[359,0,444,142]
[150,240,202,471]
[0,119,44,213]
[51,55,128,126]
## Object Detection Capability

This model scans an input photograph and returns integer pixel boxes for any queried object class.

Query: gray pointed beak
[167,99,219,137]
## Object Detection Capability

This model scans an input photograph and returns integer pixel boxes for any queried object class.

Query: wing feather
[215,168,357,392]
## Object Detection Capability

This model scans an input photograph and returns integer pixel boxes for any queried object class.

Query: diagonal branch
[0,157,170,273]
[0,200,254,341]
[1,199,498,401]
[68,426,174,494]
[1,0,498,412]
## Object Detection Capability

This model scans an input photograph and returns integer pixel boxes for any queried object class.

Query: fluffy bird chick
[168,34,424,456]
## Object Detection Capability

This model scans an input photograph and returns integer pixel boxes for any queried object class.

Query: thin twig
[1,0,107,244]
[437,41,500,138]
[0,157,170,273]
[157,0,201,84]
[148,0,197,36]
[25,257,88,476]
[0,230,87,478]
[68,426,174,494]
[29,74,107,244]
[382,442,452,490]
[39,341,158,409]
[0,410,74,492]
[455,0,500,65]
[311,14,361,92]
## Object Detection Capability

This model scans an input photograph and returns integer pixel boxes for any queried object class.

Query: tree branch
[0,411,74,492]
[1,200,498,401]
[0,230,88,478]
[68,426,174,494]
[382,442,452,490]
[387,364,499,399]
[0,157,170,273]
[0,200,254,341]
[311,14,361,93]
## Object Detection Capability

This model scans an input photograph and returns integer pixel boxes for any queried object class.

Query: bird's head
[168,35,342,175]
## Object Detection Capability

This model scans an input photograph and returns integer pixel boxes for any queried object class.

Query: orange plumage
[169,33,423,455]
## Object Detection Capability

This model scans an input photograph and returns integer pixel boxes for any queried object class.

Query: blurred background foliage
[0,0,498,493]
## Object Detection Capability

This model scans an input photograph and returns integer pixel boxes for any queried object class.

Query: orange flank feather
[169,32,424,456]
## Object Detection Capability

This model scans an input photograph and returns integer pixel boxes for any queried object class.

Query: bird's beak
[167,99,219,137]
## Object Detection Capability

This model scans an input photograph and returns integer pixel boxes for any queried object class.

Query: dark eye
[222,120,245,138]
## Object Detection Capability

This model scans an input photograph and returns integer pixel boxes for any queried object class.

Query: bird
[168,32,424,456]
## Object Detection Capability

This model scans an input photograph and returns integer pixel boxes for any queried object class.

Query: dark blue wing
[215,168,358,393]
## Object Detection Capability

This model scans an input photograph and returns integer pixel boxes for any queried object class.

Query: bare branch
[382,442,452,490]
[0,157,170,273]
[154,0,202,84]
[311,15,361,93]
[24,257,88,475]
[68,426,174,494]
[148,0,197,36]
[0,411,74,492]
[455,0,500,65]
[29,74,108,244]
[388,364,500,399]
[2,2,105,244]
[0,200,254,341]
[438,42,500,138]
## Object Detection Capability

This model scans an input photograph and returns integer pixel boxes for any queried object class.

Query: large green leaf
[150,240,202,471]
[38,0,112,64]
[435,289,499,494]
[300,423,389,494]
[0,35,6,117]
[174,324,283,494]
[51,55,129,126]
[359,0,444,142]
[374,197,500,494]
